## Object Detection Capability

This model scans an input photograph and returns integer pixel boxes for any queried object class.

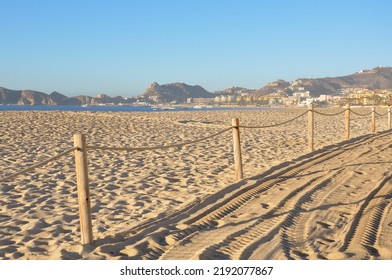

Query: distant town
[136,87,392,108]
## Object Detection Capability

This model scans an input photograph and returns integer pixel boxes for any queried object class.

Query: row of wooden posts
[73,104,391,245]
[309,104,391,151]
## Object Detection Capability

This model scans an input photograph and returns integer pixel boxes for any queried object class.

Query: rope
[87,127,232,152]
[375,111,389,117]
[0,147,76,182]
[239,111,308,129]
[313,109,346,116]
[349,109,373,117]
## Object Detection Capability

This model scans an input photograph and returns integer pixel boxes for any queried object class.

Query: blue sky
[1,0,391,97]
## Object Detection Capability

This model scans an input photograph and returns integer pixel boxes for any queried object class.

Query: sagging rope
[239,110,308,129]
[349,109,373,117]
[375,111,389,117]
[0,147,76,182]
[313,109,346,116]
[87,127,232,152]
[349,109,388,117]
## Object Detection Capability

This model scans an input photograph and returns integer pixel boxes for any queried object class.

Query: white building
[303,98,316,105]
[215,95,235,103]
[318,95,334,102]
[293,91,310,98]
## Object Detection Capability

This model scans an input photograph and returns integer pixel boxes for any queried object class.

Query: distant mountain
[254,80,291,96]
[254,66,392,97]
[49,91,68,103]
[1,66,392,105]
[324,66,392,90]
[0,87,135,105]
[142,82,215,102]
[0,87,22,104]
[0,87,56,105]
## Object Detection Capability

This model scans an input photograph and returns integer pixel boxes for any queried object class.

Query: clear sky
[1,0,391,97]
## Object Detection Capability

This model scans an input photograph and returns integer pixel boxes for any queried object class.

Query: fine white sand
[0,107,390,259]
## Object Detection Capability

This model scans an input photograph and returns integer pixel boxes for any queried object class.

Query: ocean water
[0,105,283,112]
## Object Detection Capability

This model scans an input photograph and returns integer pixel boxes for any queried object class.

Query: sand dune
[0,107,391,259]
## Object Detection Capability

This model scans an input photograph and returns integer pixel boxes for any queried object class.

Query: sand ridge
[0,107,390,259]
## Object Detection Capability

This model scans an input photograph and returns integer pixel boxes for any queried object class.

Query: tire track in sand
[157,134,390,260]
[94,132,391,260]
[339,174,392,258]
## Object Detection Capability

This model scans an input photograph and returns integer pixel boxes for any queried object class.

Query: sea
[0,105,283,112]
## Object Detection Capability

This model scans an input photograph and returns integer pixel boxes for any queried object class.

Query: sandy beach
[0,107,391,259]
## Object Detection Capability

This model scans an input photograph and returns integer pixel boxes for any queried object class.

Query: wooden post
[345,103,350,140]
[308,103,314,152]
[371,106,376,134]
[232,118,243,181]
[74,134,93,245]
[388,106,391,130]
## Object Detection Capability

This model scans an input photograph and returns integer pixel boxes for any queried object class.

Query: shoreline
[0,104,288,113]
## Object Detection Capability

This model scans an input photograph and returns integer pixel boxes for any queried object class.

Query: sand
[0,107,391,259]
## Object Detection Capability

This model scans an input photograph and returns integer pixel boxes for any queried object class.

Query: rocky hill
[0,87,135,105]
[0,88,56,105]
[142,82,215,102]
[254,66,392,97]
[254,80,291,96]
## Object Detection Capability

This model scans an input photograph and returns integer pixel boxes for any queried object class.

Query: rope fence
[1,104,391,245]
[349,109,373,117]
[239,110,308,129]
[86,127,232,152]
[0,147,76,182]
[313,109,347,116]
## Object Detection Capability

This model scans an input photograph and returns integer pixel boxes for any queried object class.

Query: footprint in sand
[261,203,270,209]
